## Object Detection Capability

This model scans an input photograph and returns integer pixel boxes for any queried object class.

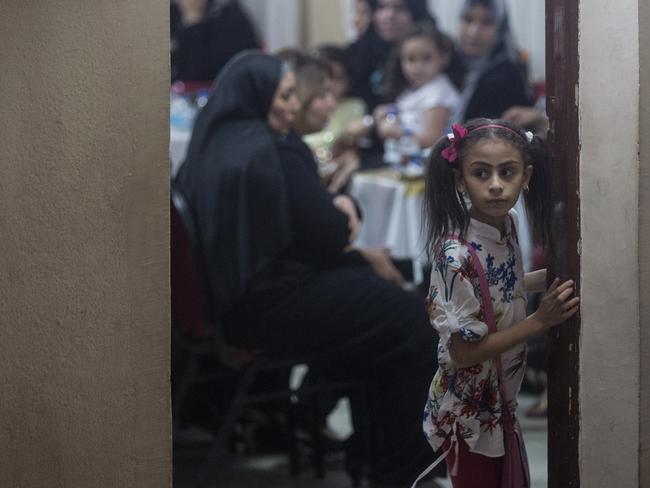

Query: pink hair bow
[441,124,468,163]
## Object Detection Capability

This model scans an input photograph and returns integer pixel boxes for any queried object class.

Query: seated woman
[175,50,444,487]
[456,0,532,121]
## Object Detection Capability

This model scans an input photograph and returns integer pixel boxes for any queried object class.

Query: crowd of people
[171,1,569,487]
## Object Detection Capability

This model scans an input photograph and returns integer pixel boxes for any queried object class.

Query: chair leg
[172,353,201,433]
[196,363,260,487]
[309,391,325,479]
[286,397,301,477]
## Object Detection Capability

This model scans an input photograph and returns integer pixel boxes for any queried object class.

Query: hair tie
[440,124,533,164]
[441,124,468,163]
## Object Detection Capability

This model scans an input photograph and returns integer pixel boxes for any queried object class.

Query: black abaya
[176,53,445,484]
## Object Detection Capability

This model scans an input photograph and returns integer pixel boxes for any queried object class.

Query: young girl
[375,22,461,157]
[416,119,579,487]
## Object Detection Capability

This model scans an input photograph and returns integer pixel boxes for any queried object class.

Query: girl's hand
[328,150,360,193]
[532,278,580,331]
[332,194,361,243]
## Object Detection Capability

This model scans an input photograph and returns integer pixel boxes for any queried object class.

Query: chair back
[170,185,212,338]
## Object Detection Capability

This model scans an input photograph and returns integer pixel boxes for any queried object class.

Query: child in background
[374,22,461,160]
[305,45,369,192]
[414,119,579,487]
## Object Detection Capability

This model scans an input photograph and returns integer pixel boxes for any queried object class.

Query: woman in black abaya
[176,51,443,487]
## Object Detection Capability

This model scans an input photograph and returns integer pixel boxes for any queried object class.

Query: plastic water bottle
[399,128,420,160]
[170,93,197,131]
[383,106,401,166]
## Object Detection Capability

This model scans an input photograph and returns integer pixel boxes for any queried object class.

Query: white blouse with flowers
[423,211,527,457]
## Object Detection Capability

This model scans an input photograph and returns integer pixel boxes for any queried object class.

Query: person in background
[171,0,259,82]
[456,0,532,122]
[295,45,371,192]
[345,0,438,113]
[373,22,461,160]
[353,0,372,38]
[176,51,446,487]
[344,0,464,169]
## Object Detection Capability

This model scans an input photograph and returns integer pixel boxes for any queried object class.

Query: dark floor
[173,393,547,488]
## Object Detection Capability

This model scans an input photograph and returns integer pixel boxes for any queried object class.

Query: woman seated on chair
[175,50,443,487]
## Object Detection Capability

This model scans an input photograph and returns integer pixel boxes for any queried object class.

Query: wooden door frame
[545,1,580,486]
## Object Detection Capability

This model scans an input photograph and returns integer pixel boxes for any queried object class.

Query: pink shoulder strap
[448,235,515,423]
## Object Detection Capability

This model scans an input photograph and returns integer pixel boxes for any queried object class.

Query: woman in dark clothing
[345,0,438,113]
[457,0,532,121]
[344,0,464,168]
[171,0,259,82]
[176,50,443,487]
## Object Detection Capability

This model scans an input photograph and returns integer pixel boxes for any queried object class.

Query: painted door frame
[545,1,580,486]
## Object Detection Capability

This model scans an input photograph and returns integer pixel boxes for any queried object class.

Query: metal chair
[170,185,365,487]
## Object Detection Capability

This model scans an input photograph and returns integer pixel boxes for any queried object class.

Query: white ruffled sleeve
[427,240,488,347]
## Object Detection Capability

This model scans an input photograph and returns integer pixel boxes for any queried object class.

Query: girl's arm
[449,278,579,368]
[524,268,547,293]
[416,106,450,149]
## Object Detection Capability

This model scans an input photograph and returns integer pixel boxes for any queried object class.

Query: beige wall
[303,0,347,48]
[641,0,650,485]
[579,0,640,486]
[0,2,170,487]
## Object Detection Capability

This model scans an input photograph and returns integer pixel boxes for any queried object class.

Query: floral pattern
[423,212,528,458]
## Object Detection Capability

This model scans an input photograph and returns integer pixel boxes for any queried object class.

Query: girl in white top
[415,118,579,487]
[375,22,461,153]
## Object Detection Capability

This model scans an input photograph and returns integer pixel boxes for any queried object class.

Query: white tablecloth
[170,127,192,178]
[349,170,427,283]
[348,169,534,284]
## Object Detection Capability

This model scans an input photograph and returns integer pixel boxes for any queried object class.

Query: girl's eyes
[471,168,517,179]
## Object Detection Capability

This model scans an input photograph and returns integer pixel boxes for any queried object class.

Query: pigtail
[524,134,554,252]
[423,135,470,258]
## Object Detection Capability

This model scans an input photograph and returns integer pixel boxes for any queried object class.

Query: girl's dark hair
[383,22,455,101]
[314,44,347,69]
[424,117,553,257]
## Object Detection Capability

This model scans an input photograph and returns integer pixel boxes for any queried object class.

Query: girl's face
[374,0,414,42]
[329,61,349,100]
[296,79,337,134]
[267,71,300,134]
[400,36,447,89]
[459,5,499,58]
[455,138,532,229]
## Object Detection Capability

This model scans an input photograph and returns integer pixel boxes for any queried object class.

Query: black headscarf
[345,0,436,111]
[171,0,260,82]
[176,51,292,318]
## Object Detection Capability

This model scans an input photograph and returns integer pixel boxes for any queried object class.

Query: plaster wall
[303,0,347,48]
[0,2,170,487]
[579,0,639,486]
[639,0,650,485]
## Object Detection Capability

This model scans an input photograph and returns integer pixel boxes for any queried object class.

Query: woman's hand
[328,150,361,193]
[531,278,580,331]
[359,247,405,287]
[332,194,361,243]
[177,0,208,26]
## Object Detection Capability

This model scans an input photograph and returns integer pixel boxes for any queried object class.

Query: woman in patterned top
[415,119,579,487]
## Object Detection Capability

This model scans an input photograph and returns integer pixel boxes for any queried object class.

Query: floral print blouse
[423,212,527,457]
